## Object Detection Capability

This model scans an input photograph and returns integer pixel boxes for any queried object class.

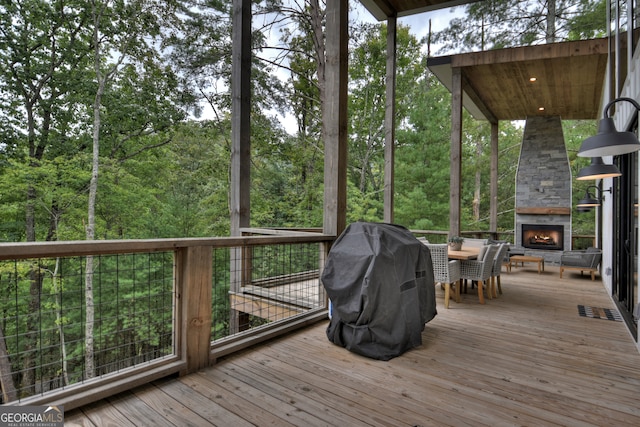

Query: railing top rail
[239,227,324,236]
[0,233,335,260]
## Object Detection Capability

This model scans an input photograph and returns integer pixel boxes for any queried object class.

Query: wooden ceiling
[427,38,609,121]
[359,0,609,122]
[359,0,481,20]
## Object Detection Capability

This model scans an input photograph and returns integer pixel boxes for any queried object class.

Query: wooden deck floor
[65,265,640,426]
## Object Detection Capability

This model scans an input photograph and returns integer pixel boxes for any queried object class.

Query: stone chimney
[515,116,572,263]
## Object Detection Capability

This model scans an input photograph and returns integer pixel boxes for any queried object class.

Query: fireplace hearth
[521,224,564,251]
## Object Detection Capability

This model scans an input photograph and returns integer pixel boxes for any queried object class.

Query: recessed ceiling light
[530,77,537,82]
[538,107,545,111]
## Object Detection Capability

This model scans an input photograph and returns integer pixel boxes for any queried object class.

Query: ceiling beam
[450,38,608,68]
[461,72,498,124]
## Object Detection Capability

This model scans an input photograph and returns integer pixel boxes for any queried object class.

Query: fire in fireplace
[521,224,564,251]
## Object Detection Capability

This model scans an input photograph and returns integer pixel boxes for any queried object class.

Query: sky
[353,2,463,41]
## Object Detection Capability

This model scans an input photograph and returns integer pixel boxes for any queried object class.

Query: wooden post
[449,67,463,238]
[490,121,499,234]
[323,0,348,237]
[383,16,397,224]
[230,0,251,236]
[177,246,213,374]
[229,0,252,333]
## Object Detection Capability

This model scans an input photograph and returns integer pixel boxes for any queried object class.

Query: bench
[509,255,544,274]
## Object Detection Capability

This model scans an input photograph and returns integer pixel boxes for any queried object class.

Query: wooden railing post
[176,246,213,374]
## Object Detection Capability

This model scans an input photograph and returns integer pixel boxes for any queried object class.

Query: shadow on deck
[66,265,640,426]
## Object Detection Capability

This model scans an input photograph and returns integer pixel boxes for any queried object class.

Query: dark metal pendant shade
[575,186,612,210]
[577,206,594,213]
[578,97,640,158]
[576,193,601,207]
[576,157,622,180]
[578,117,640,157]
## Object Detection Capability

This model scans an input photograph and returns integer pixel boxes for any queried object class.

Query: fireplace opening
[521,224,564,251]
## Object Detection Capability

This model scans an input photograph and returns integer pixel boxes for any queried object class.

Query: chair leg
[489,277,497,298]
[477,280,485,304]
[444,283,450,309]
[497,276,502,294]
[455,280,461,303]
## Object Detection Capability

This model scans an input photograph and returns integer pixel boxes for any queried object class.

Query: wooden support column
[490,121,499,235]
[177,246,213,374]
[229,0,251,333]
[449,67,463,238]
[230,0,251,236]
[323,0,348,237]
[383,16,397,224]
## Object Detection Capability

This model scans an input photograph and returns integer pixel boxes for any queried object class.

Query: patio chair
[491,243,510,296]
[559,247,602,280]
[425,243,461,309]
[460,244,499,304]
[463,238,488,248]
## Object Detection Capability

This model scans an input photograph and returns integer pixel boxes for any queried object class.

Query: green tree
[270,24,324,227]
[432,0,606,53]
[0,1,94,394]
[395,74,453,230]
[156,121,234,237]
[0,0,92,243]
[347,22,428,222]
[85,0,188,379]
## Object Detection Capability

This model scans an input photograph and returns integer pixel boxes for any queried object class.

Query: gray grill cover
[321,222,436,360]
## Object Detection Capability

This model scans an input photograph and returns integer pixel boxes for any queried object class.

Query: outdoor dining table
[447,247,479,260]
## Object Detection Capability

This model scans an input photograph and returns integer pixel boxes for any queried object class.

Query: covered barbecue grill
[321,222,437,360]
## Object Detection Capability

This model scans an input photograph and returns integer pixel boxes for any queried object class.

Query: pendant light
[576,157,622,180]
[578,97,640,158]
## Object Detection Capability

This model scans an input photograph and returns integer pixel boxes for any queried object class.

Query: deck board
[66,266,640,426]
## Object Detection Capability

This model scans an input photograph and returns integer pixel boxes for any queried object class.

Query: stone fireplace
[515,116,572,263]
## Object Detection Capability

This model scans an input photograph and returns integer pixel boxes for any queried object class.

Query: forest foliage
[0,0,606,244]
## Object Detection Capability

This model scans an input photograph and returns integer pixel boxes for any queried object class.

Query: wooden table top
[448,247,480,260]
[509,254,543,262]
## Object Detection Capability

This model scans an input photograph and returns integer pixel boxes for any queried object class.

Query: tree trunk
[51,258,69,385]
[309,0,326,112]
[84,256,95,379]
[473,140,483,221]
[20,267,42,396]
[0,324,17,403]
[84,2,109,380]
[546,0,557,43]
[84,81,100,378]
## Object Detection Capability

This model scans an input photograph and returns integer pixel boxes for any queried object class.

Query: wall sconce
[578,97,640,158]
[576,186,612,210]
[576,157,622,180]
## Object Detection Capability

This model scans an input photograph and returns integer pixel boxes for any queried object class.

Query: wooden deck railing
[0,227,594,410]
[0,230,335,409]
